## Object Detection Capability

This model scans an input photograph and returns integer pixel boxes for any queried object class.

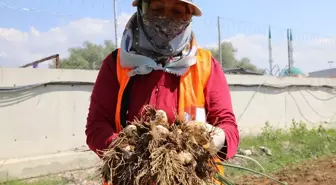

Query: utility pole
[113,0,119,47]
[287,29,291,76]
[217,16,222,67]
[289,29,294,67]
[328,61,334,69]
[268,25,273,76]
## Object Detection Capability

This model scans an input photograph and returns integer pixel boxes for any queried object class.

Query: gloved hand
[186,122,226,152]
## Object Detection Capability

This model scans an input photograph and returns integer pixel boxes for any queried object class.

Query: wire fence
[1,0,336,76]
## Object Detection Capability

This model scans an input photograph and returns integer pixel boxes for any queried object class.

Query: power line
[218,16,336,40]
[0,2,75,18]
[0,1,114,22]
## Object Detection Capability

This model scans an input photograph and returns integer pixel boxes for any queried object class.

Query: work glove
[185,121,226,152]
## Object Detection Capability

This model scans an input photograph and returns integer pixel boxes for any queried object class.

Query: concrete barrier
[1,67,336,181]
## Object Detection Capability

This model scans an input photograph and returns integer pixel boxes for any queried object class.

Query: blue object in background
[33,63,38,68]
[280,66,305,76]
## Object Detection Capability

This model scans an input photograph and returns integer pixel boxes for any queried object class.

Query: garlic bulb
[123,145,131,152]
[124,125,137,136]
[176,129,183,135]
[177,151,194,165]
[155,125,170,135]
[155,110,168,124]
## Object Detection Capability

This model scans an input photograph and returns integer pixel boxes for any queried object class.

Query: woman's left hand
[185,121,226,151]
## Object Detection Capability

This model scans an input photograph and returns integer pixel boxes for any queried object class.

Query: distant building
[308,68,336,78]
[280,66,306,77]
[223,68,264,76]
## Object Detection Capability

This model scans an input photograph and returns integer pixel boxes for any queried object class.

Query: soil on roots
[235,155,336,185]
[99,106,221,185]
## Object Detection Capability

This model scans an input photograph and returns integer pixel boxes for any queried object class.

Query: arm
[204,57,239,160]
[85,52,120,157]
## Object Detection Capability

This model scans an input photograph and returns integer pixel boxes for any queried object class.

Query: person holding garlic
[85,0,239,183]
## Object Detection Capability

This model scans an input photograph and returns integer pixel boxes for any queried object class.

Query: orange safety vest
[104,48,224,185]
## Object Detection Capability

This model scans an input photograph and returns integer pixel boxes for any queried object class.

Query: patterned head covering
[118,0,200,77]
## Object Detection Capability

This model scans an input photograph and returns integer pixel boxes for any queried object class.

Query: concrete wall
[1,67,336,181]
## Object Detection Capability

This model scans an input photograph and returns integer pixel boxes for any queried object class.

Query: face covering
[142,14,191,47]
[134,1,194,57]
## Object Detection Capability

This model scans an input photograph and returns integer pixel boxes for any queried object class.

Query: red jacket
[85,50,239,159]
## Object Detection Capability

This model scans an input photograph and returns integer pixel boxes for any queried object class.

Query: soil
[234,155,336,185]
[23,155,336,185]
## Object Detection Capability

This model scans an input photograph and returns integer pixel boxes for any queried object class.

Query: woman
[85,0,239,183]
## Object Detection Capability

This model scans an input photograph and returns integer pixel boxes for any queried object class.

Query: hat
[132,0,202,16]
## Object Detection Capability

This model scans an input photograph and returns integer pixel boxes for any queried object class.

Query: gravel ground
[56,168,102,185]
[21,168,102,185]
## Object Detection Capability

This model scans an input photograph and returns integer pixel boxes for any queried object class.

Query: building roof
[308,68,336,77]
[309,68,336,74]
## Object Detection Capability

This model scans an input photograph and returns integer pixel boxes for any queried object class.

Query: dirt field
[234,155,336,185]
[54,155,336,185]
[10,156,336,185]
